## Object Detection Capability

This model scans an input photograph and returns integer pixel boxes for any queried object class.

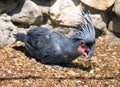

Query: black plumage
[14,12,95,64]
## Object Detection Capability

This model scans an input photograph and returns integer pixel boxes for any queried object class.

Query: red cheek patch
[77,44,88,57]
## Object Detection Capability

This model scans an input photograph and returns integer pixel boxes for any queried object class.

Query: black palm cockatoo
[14,12,95,64]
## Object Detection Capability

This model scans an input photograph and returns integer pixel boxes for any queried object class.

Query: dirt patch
[0,35,120,87]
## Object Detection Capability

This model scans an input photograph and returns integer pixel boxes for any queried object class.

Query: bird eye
[81,41,85,44]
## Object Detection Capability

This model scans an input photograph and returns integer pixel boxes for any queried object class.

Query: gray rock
[49,0,81,27]
[112,0,120,17]
[30,0,50,15]
[81,0,115,11]
[0,14,17,46]
[11,0,43,26]
[91,14,109,34]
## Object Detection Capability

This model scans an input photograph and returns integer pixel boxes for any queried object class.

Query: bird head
[71,12,95,58]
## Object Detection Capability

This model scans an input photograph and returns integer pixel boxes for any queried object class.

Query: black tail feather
[14,33,27,42]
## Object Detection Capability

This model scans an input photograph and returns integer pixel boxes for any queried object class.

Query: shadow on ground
[13,45,92,72]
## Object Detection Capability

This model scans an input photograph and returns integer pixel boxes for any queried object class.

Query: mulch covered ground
[0,35,120,87]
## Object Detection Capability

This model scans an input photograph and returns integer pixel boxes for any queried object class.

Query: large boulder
[112,0,120,17]
[50,0,81,27]
[81,0,115,11]
[0,14,17,46]
[30,0,50,15]
[11,0,43,26]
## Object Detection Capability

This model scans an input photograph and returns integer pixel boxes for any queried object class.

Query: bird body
[15,12,95,64]
[22,27,80,64]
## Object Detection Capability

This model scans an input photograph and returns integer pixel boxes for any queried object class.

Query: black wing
[25,27,74,64]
